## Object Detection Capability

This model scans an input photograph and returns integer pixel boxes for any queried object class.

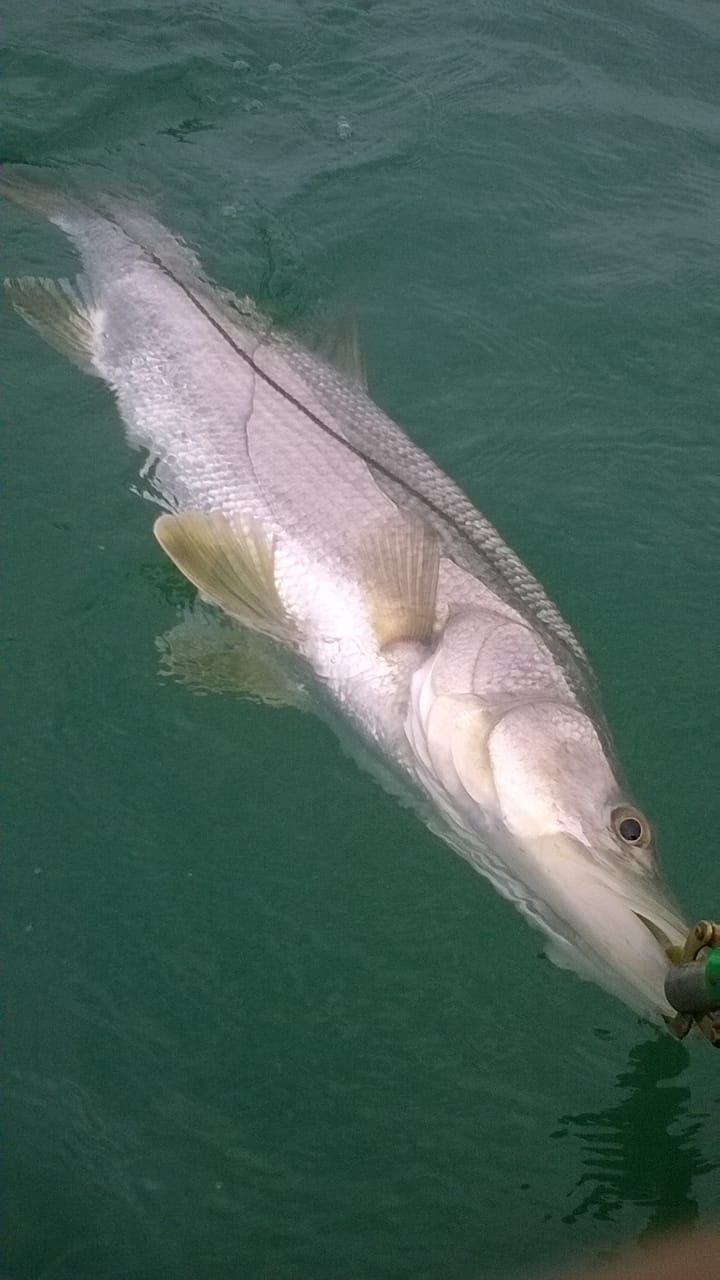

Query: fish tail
[0,164,83,224]
[1,165,205,290]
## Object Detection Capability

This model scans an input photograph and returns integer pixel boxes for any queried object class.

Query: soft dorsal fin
[360,516,440,650]
[154,511,293,643]
[317,312,367,390]
[3,275,100,376]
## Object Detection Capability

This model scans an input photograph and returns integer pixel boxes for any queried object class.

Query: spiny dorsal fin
[360,516,440,650]
[3,275,100,376]
[157,610,308,709]
[317,312,367,390]
[153,512,293,643]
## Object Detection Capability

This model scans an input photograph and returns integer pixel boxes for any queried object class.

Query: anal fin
[154,511,294,644]
[4,275,100,376]
[360,516,440,650]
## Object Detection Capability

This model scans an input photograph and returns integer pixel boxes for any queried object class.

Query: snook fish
[1,166,688,1021]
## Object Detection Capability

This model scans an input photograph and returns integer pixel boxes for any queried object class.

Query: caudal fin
[0,164,81,222]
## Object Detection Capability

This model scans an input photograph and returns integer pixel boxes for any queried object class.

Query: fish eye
[611,805,652,848]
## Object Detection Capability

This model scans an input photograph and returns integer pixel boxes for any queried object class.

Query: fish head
[415,683,687,1017]
[483,700,687,1015]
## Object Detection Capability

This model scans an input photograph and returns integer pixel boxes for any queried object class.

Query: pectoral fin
[3,274,100,375]
[360,517,440,650]
[154,512,294,643]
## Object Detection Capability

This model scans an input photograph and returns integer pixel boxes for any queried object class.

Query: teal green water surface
[2,3,720,1277]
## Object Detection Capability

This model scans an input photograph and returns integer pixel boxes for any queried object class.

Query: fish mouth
[548,883,720,1048]
[441,816,688,1019]
[576,897,688,1017]
[492,831,689,1018]
[633,911,677,952]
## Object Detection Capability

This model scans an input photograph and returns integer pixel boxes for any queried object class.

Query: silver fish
[1,166,688,1021]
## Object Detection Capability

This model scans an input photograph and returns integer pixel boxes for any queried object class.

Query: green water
[3,2,720,1277]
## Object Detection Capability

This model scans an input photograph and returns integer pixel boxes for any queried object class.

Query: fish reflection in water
[552,1036,715,1233]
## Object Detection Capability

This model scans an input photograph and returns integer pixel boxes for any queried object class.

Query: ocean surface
[2,2,720,1277]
